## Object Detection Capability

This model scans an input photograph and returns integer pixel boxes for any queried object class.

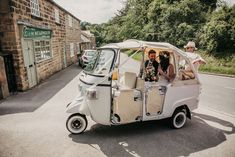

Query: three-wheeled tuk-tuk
[66,39,201,134]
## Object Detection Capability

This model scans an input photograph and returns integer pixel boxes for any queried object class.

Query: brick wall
[0,7,25,90]
[0,56,10,99]
[0,0,81,91]
[65,14,81,66]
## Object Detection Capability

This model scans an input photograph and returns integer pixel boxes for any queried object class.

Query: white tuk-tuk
[66,39,201,134]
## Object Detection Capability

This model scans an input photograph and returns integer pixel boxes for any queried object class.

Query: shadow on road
[0,64,81,115]
[69,112,235,157]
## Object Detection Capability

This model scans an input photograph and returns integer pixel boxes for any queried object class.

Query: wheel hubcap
[176,115,184,126]
[72,119,82,129]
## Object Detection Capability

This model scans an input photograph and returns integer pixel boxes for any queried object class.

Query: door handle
[29,64,33,68]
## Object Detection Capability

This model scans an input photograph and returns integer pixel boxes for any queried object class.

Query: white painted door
[23,40,37,88]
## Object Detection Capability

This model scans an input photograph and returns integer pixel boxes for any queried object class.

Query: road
[0,64,234,157]
[199,74,235,117]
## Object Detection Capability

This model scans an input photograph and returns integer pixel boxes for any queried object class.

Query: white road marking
[224,87,235,90]
[201,106,235,118]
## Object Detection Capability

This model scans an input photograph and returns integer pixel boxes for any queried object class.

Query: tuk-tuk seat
[120,72,137,89]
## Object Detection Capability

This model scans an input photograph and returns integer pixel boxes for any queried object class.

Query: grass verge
[199,51,235,76]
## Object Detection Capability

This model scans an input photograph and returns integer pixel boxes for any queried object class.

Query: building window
[70,43,74,57]
[34,40,52,62]
[30,0,40,17]
[77,43,80,54]
[54,8,60,23]
[68,15,72,27]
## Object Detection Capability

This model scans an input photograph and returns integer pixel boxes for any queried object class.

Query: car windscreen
[84,49,115,75]
[85,50,96,56]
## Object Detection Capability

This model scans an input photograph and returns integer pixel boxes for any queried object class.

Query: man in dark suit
[145,50,159,82]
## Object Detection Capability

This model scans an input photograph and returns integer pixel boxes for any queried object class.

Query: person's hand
[158,68,164,75]
[192,59,206,64]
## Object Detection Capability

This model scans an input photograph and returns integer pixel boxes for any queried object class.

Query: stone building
[80,30,96,52]
[0,0,81,96]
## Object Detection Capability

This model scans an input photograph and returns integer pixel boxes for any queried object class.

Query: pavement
[0,64,81,115]
[0,63,235,157]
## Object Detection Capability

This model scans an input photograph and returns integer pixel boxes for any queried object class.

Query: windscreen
[84,49,115,75]
[85,50,96,56]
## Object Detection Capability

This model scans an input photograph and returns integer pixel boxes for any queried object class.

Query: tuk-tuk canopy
[101,39,186,57]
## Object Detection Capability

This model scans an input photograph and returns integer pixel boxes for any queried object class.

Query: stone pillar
[0,56,10,99]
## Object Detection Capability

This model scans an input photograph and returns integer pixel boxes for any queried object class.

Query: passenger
[144,50,159,82]
[158,51,175,84]
[184,41,206,72]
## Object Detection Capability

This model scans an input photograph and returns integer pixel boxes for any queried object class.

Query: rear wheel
[66,114,87,134]
[171,109,187,129]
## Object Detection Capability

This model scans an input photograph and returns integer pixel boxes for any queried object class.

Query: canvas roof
[101,39,186,56]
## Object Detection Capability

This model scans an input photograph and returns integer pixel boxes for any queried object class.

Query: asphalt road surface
[199,74,235,117]
[0,64,234,157]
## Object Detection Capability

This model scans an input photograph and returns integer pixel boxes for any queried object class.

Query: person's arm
[144,60,148,74]
[192,54,206,64]
[159,64,174,81]
[168,64,175,81]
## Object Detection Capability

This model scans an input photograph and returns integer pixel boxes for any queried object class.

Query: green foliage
[199,5,235,53]
[86,0,234,55]
[199,51,235,75]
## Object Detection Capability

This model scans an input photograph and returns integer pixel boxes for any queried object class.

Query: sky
[226,0,235,6]
[54,0,235,24]
[54,0,126,24]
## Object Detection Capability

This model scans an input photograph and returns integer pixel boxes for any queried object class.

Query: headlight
[86,88,98,100]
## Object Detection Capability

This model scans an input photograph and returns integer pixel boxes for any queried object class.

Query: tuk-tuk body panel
[162,83,200,118]
[86,86,111,125]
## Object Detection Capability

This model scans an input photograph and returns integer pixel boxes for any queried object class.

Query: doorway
[23,40,37,88]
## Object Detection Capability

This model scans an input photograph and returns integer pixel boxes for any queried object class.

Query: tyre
[66,114,88,134]
[170,109,187,129]
[78,60,82,67]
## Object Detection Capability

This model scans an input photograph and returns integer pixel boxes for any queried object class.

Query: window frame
[77,42,80,54]
[54,8,60,24]
[34,39,52,63]
[70,43,74,57]
[30,0,40,17]
[68,15,73,27]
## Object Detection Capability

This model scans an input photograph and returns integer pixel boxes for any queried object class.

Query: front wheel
[170,109,187,129]
[66,114,88,134]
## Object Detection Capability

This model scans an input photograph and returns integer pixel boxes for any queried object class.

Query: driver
[145,50,159,82]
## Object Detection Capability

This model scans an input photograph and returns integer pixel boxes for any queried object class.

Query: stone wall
[0,56,10,99]
[0,0,81,91]
[65,14,81,66]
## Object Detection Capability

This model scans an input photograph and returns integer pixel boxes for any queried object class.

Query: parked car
[78,50,97,68]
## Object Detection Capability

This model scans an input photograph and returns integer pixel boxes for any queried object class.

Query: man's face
[186,47,194,53]
[149,53,156,61]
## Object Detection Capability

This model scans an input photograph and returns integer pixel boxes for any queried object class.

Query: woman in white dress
[158,51,175,85]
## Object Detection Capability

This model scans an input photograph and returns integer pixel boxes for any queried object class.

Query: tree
[199,5,235,53]
[85,0,233,52]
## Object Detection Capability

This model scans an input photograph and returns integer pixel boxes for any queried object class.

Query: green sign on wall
[23,27,52,39]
